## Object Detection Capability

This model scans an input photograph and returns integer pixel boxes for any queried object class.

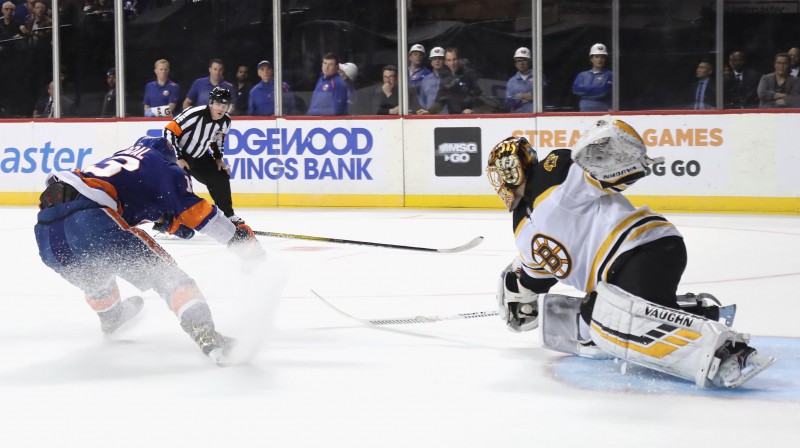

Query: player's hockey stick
[254,231,483,253]
[311,290,498,325]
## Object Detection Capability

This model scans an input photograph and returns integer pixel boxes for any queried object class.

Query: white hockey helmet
[487,136,537,211]
[429,46,445,58]
[514,47,532,59]
[339,62,358,80]
[590,43,608,55]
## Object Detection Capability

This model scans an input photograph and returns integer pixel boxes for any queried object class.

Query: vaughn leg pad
[589,282,741,387]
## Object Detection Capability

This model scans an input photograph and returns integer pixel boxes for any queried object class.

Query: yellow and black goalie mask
[486,136,537,211]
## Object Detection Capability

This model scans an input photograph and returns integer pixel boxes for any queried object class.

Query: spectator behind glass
[338,62,359,114]
[100,67,116,117]
[723,51,761,109]
[426,47,483,114]
[572,43,612,112]
[687,60,716,110]
[33,80,77,118]
[408,43,431,110]
[143,59,179,117]
[788,47,800,77]
[19,1,50,39]
[183,58,234,113]
[13,0,33,22]
[232,64,250,115]
[1,2,22,40]
[374,64,399,115]
[417,46,447,114]
[757,52,800,108]
[247,59,296,116]
[505,47,534,113]
[306,52,348,116]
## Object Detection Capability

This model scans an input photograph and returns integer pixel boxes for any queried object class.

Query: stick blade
[437,236,484,253]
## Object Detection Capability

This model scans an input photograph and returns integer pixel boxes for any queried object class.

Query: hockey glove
[227,224,266,262]
[496,268,539,333]
[153,215,195,239]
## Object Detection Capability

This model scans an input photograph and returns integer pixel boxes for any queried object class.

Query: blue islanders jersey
[79,142,215,230]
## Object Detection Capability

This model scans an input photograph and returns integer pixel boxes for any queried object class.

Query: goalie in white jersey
[488,119,774,388]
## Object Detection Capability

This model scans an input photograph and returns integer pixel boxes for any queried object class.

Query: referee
[164,87,244,225]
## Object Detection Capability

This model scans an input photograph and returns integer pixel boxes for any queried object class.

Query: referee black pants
[186,154,235,217]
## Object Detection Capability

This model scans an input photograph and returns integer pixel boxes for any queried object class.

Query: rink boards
[1,112,799,213]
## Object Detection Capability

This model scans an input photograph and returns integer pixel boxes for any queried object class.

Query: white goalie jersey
[514,149,681,293]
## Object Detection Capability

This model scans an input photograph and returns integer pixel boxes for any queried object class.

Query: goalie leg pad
[589,282,746,387]
[538,293,612,359]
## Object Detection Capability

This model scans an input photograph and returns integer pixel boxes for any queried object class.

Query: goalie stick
[254,231,483,253]
[310,290,498,325]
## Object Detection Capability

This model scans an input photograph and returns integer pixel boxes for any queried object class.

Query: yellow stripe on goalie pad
[591,323,678,359]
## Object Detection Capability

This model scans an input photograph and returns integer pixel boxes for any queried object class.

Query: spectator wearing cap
[307,52,348,116]
[408,43,431,108]
[417,46,448,114]
[183,58,235,113]
[100,67,116,118]
[504,47,535,113]
[143,59,180,117]
[248,60,296,116]
[338,62,359,114]
[572,42,613,112]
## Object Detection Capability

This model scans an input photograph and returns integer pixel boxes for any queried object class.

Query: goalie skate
[100,296,144,335]
[711,342,776,388]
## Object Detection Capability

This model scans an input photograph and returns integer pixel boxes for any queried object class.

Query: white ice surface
[1,207,799,447]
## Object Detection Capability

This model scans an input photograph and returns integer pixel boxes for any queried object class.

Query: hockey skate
[228,214,245,226]
[711,340,776,388]
[99,296,144,335]
[182,321,237,366]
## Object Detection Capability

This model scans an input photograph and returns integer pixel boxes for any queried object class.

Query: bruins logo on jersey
[543,153,558,172]
[531,234,571,279]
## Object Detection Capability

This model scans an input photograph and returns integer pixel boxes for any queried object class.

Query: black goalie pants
[186,154,235,217]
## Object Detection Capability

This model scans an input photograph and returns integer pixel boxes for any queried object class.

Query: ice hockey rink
[1,206,798,447]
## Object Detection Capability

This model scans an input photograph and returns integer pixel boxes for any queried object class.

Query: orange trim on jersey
[170,283,204,315]
[165,120,182,137]
[171,200,215,230]
[101,208,176,265]
[85,283,121,312]
[75,170,120,204]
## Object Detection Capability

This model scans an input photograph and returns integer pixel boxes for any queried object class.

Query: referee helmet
[209,86,232,105]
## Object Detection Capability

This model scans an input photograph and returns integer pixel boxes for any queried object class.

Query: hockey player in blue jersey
[33,136,264,365]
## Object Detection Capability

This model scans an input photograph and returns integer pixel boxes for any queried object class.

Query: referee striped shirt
[164,105,231,160]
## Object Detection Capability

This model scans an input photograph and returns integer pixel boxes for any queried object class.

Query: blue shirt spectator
[248,60,296,116]
[504,47,537,113]
[416,46,448,114]
[183,58,234,111]
[143,59,179,117]
[572,43,613,112]
[408,44,432,108]
[306,53,348,116]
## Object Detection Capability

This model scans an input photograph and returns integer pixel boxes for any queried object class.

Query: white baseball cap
[409,43,425,55]
[590,43,608,55]
[514,47,532,59]
[339,62,358,80]
[429,47,445,58]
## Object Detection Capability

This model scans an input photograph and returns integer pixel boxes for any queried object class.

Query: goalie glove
[496,267,539,333]
[571,118,663,184]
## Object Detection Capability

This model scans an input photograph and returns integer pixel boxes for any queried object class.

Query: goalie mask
[487,136,537,211]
